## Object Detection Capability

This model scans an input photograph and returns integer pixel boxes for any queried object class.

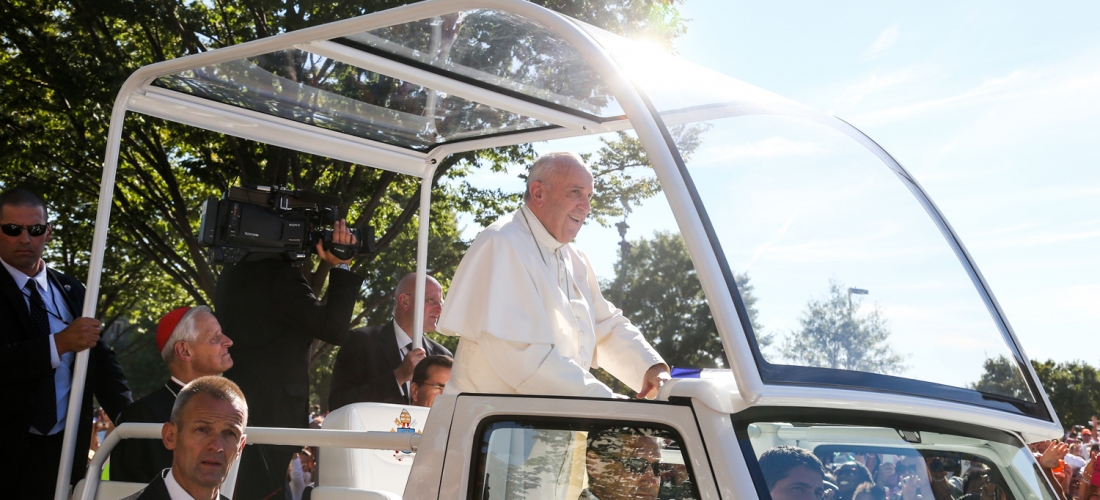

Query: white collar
[165,467,219,500]
[520,204,565,252]
[394,319,413,350]
[0,256,47,294]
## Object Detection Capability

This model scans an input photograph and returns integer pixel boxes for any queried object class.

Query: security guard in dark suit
[0,188,131,499]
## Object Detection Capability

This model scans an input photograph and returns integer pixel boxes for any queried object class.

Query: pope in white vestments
[439,152,670,398]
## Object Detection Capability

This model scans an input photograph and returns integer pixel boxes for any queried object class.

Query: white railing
[79,423,422,500]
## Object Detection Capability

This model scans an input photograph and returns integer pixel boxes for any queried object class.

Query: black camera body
[198,185,374,265]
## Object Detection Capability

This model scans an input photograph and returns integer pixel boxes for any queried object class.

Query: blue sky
[460,1,1099,377]
[671,1,1100,366]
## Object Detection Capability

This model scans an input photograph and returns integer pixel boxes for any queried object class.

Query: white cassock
[439,205,666,397]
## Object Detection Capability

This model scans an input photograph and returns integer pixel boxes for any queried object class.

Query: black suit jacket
[217,257,363,429]
[126,470,230,500]
[328,321,452,410]
[110,379,183,483]
[0,264,132,485]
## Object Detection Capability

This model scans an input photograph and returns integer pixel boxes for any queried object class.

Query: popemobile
[62,1,1063,499]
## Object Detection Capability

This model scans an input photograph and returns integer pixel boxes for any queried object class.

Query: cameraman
[216,219,363,499]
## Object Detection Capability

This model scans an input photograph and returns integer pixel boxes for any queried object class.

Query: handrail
[80,423,421,500]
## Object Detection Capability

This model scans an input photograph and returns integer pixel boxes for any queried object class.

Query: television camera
[198,185,374,265]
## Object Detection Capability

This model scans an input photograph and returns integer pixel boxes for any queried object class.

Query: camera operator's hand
[55,317,102,355]
[317,219,357,267]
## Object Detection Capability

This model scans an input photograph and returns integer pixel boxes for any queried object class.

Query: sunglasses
[618,457,662,476]
[0,223,49,237]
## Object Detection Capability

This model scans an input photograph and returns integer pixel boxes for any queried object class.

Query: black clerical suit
[329,321,452,410]
[216,257,362,499]
[110,379,184,483]
[0,264,131,496]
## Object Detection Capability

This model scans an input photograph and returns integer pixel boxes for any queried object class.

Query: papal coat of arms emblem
[385,408,422,462]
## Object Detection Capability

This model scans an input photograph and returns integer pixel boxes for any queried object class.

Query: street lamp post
[848,287,869,309]
[615,219,632,306]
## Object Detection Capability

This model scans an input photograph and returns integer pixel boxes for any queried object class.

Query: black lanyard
[21,278,70,326]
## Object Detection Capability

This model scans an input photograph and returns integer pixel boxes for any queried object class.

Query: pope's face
[0,204,51,276]
[529,159,593,244]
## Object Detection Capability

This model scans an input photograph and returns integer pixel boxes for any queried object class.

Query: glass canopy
[344,9,624,120]
[136,4,1048,420]
[154,48,555,151]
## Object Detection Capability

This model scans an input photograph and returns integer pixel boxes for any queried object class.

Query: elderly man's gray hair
[523,152,588,203]
[160,306,215,365]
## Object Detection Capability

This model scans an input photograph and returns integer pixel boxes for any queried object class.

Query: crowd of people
[761,446,1013,500]
[758,420,1100,500]
[4,151,673,499]
[1029,421,1100,500]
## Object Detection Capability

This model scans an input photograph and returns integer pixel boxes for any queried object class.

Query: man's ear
[162,422,178,451]
[528,181,546,207]
[43,224,53,243]
[237,434,247,455]
[174,341,190,362]
[409,383,420,405]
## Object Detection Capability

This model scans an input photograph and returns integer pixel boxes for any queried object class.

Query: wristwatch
[336,263,351,271]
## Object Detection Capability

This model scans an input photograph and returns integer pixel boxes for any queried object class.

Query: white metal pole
[410,166,436,350]
[54,100,129,500]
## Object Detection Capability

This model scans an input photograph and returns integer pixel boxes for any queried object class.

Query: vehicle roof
[92,0,1062,441]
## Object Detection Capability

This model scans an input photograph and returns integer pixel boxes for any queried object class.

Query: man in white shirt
[125,376,247,500]
[438,152,670,398]
[112,306,235,483]
[328,273,453,410]
[0,187,131,498]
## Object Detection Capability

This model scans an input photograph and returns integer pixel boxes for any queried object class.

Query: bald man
[328,273,453,410]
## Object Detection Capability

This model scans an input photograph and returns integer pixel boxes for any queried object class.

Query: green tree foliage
[0,0,688,400]
[1029,359,1100,429]
[603,230,762,370]
[969,355,1034,402]
[779,280,906,375]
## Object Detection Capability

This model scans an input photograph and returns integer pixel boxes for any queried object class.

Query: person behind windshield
[759,446,827,500]
[854,483,889,500]
[835,461,873,500]
[926,457,958,500]
[582,427,663,500]
[957,466,1007,500]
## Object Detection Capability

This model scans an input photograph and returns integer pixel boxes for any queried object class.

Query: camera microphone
[293,190,343,207]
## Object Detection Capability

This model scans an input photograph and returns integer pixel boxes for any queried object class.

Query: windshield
[741,416,1056,500]
[669,111,1039,410]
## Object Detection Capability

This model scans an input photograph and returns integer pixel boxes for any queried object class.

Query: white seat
[319,403,431,496]
[71,478,145,500]
[310,486,402,500]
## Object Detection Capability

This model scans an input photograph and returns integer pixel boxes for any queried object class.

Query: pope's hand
[637,364,671,400]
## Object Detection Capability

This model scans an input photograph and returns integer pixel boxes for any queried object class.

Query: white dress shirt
[438,205,664,397]
[166,467,220,500]
[2,257,75,435]
[394,320,415,396]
